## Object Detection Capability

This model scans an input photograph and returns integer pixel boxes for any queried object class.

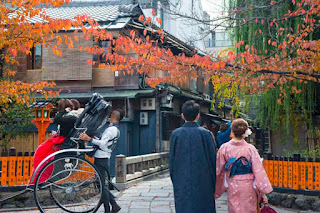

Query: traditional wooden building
[14,0,216,176]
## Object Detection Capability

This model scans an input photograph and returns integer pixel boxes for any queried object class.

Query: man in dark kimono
[169,100,216,213]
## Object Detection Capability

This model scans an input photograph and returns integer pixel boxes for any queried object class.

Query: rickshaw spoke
[34,156,103,213]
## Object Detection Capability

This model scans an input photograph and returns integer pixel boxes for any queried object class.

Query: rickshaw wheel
[34,155,103,213]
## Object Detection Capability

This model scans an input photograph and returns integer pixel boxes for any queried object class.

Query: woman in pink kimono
[215,118,272,213]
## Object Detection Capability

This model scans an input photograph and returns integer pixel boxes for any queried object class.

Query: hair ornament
[243,128,252,138]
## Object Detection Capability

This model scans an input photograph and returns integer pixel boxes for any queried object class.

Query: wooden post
[267,154,274,186]
[307,157,314,190]
[16,152,23,185]
[293,154,300,190]
[23,152,30,184]
[288,157,293,188]
[115,155,126,183]
[263,154,268,173]
[299,157,306,190]
[283,157,288,188]
[9,147,16,156]
[315,157,320,190]
[8,147,17,186]
[273,156,279,187]
[0,151,8,186]
[30,152,34,177]
[1,150,8,157]
[278,156,284,187]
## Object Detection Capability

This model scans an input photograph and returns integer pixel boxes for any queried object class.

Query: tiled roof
[28,2,140,24]
[30,101,52,108]
[55,0,133,7]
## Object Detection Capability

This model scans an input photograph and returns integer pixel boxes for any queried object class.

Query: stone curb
[267,192,320,212]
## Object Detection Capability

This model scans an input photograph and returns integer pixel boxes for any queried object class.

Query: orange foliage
[1,0,320,107]
[96,1,320,95]
[0,0,100,105]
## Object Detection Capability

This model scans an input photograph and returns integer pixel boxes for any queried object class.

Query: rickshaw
[1,93,113,213]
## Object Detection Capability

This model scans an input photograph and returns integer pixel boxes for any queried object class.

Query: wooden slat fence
[0,149,94,187]
[263,153,320,191]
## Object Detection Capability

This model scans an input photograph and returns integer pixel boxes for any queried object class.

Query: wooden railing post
[115,154,126,183]
[16,151,23,185]
[283,157,288,188]
[8,147,17,186]
[278,156,284,187]
[299,157,306,190]
[315,157,320,190]
[293,154,300,190]
[23,152,30,184]
[274,156,279,187]
[9,147,16,156]
[307,157,314,190]
[0,150,9,186]
[267,154,274,186]
[288,157,293,188]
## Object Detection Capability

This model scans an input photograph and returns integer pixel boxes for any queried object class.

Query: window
[160,8,164,29]
[93,40,113,64]
[212,32,216,47]
[27,44,42,70]
[139,0,157,13]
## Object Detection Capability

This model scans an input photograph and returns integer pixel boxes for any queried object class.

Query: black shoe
[111,204,121,213]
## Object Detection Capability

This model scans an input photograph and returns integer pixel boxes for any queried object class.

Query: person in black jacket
[53,99,77,137]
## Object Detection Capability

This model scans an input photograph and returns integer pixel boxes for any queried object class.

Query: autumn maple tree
[112,1,320,91]
[1,0,320,112]
[0,0,103,107]
[104,0,320,120]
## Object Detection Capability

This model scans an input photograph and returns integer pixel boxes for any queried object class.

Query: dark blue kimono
[169,122,216,213]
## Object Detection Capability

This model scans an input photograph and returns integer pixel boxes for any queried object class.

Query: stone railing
[115,152,169,183]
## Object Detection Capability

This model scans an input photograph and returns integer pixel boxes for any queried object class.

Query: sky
[201,0,225,18]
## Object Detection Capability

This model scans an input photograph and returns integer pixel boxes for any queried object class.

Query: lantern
[31,102,53,146]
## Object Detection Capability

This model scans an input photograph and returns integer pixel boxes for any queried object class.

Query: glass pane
[100,40,111,63]
[37,110,42,118]
[139,0,152,8]
[35,44,42,69]
[93,41,99,62]
[43,110,49,118]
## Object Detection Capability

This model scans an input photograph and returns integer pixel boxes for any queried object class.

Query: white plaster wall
[141,0,208,51]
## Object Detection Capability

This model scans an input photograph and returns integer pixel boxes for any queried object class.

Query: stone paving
[2,172,317,213]
[96,173,315,213]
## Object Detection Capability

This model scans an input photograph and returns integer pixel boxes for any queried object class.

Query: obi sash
[225,156,253,178]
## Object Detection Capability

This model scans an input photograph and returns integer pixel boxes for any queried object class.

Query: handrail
[115,152,169,183]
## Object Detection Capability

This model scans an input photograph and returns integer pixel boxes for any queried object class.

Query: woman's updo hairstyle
[231,118,248,138]
[57,99,74,111]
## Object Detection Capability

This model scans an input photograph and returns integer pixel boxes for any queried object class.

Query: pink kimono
[215,139,273,213]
